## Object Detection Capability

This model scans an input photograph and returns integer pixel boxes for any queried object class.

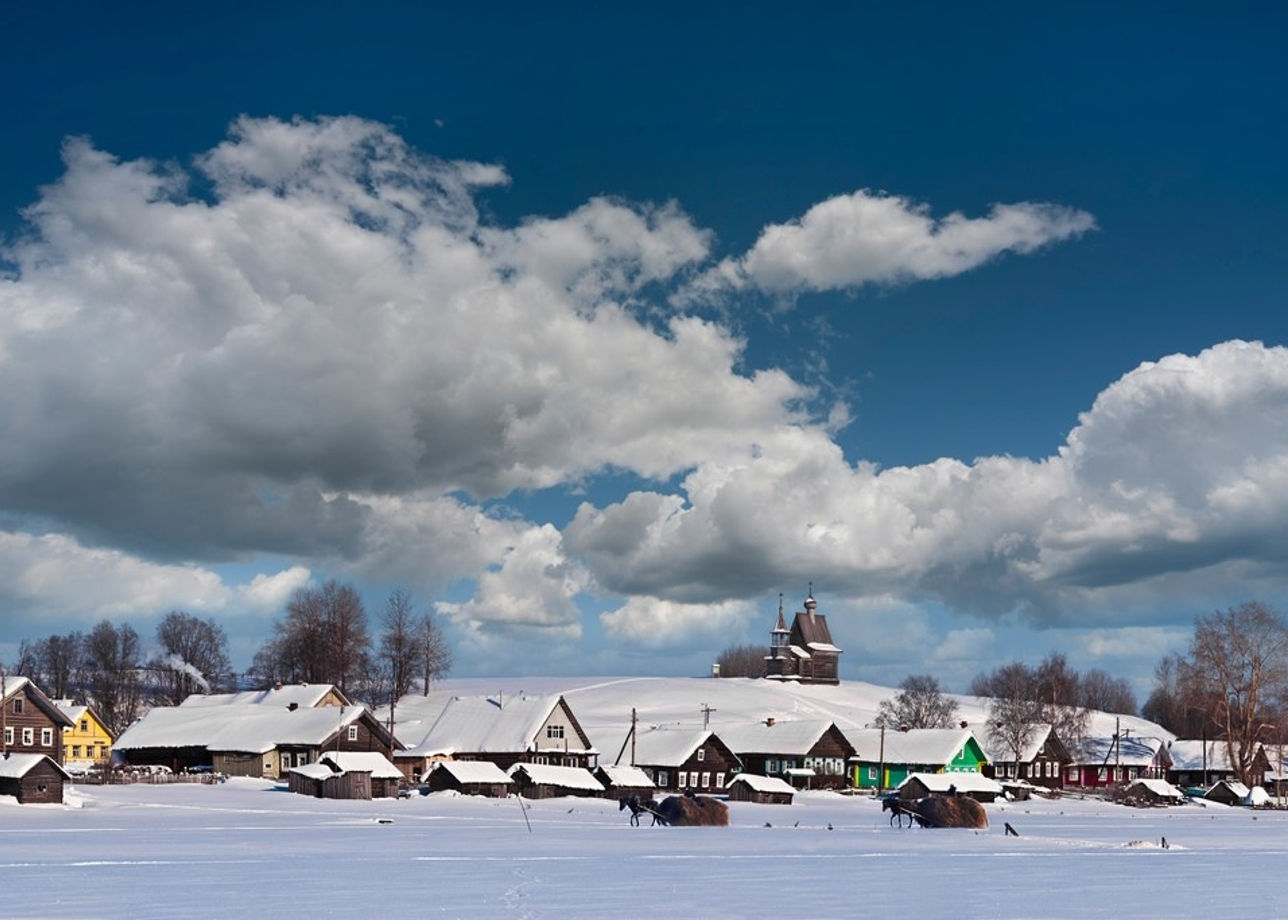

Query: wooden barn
[593,763,655,799]
[289,761,373,800]
[1204,779,1252,806]
[897,771,1004,803]
[1167,740,1269,790]
[316,752,403,798]
[631,729,742,795]
[726,773,796,804]
[1121,777,1185,806]
[426,760,513,798]
[0,753,70,804]
[507,763,604,799]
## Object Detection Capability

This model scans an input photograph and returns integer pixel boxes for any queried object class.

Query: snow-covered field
[4,780,1286,919]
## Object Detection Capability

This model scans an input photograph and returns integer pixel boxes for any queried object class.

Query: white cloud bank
[9,115,1276,664]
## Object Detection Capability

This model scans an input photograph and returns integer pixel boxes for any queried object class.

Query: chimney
[288,702,299,711]
[765,717,775,727]
[960,721,968,729]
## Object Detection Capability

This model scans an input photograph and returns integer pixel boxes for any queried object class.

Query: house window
[866,767,877,781]
[546,725,564,740]
[1097,767,1107,782]
[700,772,710,788]
[347,725,358,742]
[765,758,777,773]
[656,770,669,787]
[22,727,34,745]
[696,749,705,762]
[3,727,11,745]
[41,728,53,747]
[715,773,725,789]
[81,719,89,732]
[73,745,82,758]
[678,771,689,788]
[12,699,23,715]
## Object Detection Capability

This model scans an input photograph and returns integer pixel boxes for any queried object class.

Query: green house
[846,728,989,791]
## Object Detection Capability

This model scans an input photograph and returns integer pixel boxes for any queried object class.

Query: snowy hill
[381,676,1170,758]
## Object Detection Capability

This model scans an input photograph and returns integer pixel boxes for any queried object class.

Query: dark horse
[882,795,917,828]
[619,795,664,826]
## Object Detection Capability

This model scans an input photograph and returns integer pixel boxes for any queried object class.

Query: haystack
[915,795,988,829]
[655,795,730,827]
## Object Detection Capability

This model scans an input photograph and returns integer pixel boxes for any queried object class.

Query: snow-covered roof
[180,684,345,709]
[400,694,594,759]
[1167,739,1261,773]
[1073,735,1169,768]
[728,773,796,795]
[2,677,74,726]
[899,771,1002,795]
[788,645,812,660]
[0,753,70,780]
[1127,777,1184,799]
[596,764,655,788]
[54,701,88,723]
[318,751,402,779]
[631,728,717,767]
[115,703,368,754]
[715,719,842,757]
[806,642,841,653]
[508,763,604,792]
[290,762,336,781]
[1207,780,1251,798]
[846,728,980,767]
[980,724,1055,763]
[429,760,513,784]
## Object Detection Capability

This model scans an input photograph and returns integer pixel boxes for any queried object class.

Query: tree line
[7,581,451,735]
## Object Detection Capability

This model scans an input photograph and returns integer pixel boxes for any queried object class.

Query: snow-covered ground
[4,780,1286,918]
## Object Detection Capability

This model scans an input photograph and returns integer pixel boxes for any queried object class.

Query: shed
[726,773,795,804]
[1204,779,1251,806]
[426,761,513,798]
[288,761,373,800]
[0,753,70,804]
[1121,777,1185,806]
[316,751,403,798]
[507,763,604,799]
[897,771,1003,803]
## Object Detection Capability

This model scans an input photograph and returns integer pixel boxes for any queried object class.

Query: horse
[619,795,664,826]
[883,794,988,829]
[882,795,915,828]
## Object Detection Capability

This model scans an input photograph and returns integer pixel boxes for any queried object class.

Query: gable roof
[631,728,729,768]
[179,684,349,709]
[317,751,402,779]
[716,719,852,758]
[981,724,1069,764]
[400,694,594,759]
[898,771,1002,795]
[507,762,604,792]
[846,728,983,767]
[595,764,655,788]
[1168,739,1264,773]
[429,760,513,785]
[728,773,796,795]
[0,752,71,780]
[2,677,75,727]
[53,700,116,740]
[115,703,387,754]
[789,596,840,652]
[1072,735,1170,769]
[1127,777,1184,799]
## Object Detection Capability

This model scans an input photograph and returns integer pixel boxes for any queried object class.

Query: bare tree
[415,610,451,695]
[1141,653,1211,736]
[1080,668,1137,716]
[1182,602,1288,786]
[977,662,1045,768]
[1034,653,1091,752]
[251,580,373,694]
[81,620,144,734]
[377,589,421,703]
[715,644,770,678]
[13,632,83,700]
[151,611,232,704]
[876,674,959,729]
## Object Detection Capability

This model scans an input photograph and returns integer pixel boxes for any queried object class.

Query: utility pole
[878,724,886,795]
[1,668,7,758]
[700,703,716,730]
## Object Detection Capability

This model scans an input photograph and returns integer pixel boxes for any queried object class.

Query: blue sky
[3,2,1287,698]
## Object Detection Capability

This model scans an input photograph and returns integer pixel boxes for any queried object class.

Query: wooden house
[2,677,74,764]
[0,753,70,804]
[426,760,513,798]
[289,761,373,800]
[764,591,842,684]
[1204,779,1252,806]
[395,694,597,779]
[1066,736,1170,788]
[726,773,795,804]
[631,728,742,794]
[313,751,403,797]
[593,763,655,799]
[115,701,399,778]
[507,763,605,799]
[847,727,989,791]
[717,719,854,789]
[55,701,114,768]
[897,771,1003,803]
[1167,740,1269,789]
[983,724,1071,790]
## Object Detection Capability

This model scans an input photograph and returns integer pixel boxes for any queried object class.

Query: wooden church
[763,588,842,685]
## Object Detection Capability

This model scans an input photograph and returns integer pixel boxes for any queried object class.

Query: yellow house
[55,701,115,765]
